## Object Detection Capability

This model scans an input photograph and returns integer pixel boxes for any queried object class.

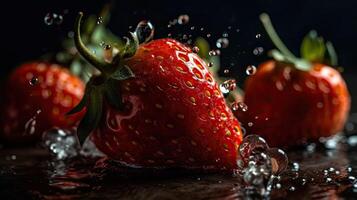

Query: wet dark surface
[1,136,357,200]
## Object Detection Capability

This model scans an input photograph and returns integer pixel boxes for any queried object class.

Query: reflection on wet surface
[1,115,357,199]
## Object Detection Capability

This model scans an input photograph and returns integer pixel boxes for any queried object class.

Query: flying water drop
[29,76,39,86]
[246,65,257,75]
[178,14,189,25]
[216,38,229,48]
[135,20,154,44]
[219,79,236,94]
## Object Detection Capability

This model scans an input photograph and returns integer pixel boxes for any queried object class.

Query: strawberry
[0,62,85,145]
[69,13,243,170]
[235,14,350,148]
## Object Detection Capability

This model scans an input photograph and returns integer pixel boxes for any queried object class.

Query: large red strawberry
[235,14,350,148]
[69,13,243,170]
[0,62,85,145]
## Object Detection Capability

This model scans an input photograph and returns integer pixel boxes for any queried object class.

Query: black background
[1,0,356,110]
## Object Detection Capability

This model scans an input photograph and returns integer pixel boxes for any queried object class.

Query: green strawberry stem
[69,12,137,144]
[74,12,112,76]
[259,13,297,61]
[260,13,338,69]
[259,13,312,71]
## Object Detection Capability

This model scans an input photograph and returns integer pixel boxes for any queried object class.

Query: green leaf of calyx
[111,65,135,80]
[77,89,103,144]
[300,30,326,63]
[66,89,90,115]
[105,80,124,110]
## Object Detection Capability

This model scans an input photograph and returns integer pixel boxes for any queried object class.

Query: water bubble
[216,38,229,48]
[207,62,213,67]
[255,33,262,39]
[206,33,211,38]
[219,79,236,94]
[288,186,296,191]
[44,13,54,25]
[349,176,356,182]
[347,135,357,146]
[222,32,229,37]
[291,162,300,172]
[275,183,281,189]
[67,31,74,38]
[231,102,248,112]
[135,20,154,44]
[246,65,257,75]
[178,14,189,25]
[42,128,80,160]
[104,44,111,50]
[325,177,332,183]
[348,167,353,173]
[238,135,269,164]
[248,122,254,127]
[29,76,39,86]
[267,148,288,175]
[190,26,195,30]
[208,49,220,56]
[223,69,230,74]
[97,16,103,24]
[192,46,200,53]
[301,178,307,186]
[253,47,264,56]
[44,13,63,26]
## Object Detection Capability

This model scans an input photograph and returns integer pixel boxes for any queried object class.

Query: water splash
[236,135,288,198]
[42,128,80,160]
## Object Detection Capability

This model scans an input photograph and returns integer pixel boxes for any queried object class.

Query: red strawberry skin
[0,62,85,144]
[236,61,350,148]
[91,39,243,170]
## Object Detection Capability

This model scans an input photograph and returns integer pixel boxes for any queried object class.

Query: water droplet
[348,167,353,173]
[275,183,281,189]
[42,128,80,160]
[238,135,269,164]
[291,162,300,172]
[44,13,63,26]
[247,122,254,127]
[135,20,154,43]
[325,177,332,183]
[301,178,307,186]
[231,102,248,112]
[246,65,257,75]
[104,44,111,50]
[255,33,262,39]
[216,38,229,48]
[288,186,295,191]
[219,79,236,94]
[206,33,211,38]
[178,14,189,25]
[190,26,195,30]
[253,47,264,56]
[267,148,288,175]
[192,46,200,53]
[29,76,39,86]
[97,16,103,24]
[44,13,54,25]
[223,69,230,74]
[222,32,229,37]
